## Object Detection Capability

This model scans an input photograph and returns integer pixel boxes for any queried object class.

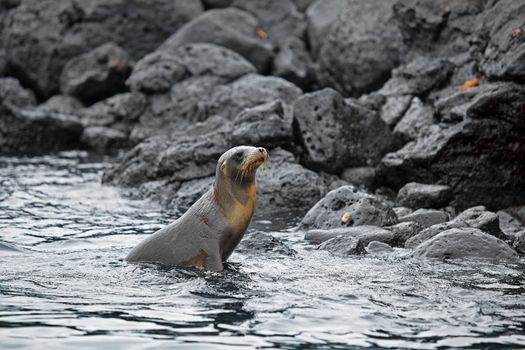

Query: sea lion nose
[258,147,266,153]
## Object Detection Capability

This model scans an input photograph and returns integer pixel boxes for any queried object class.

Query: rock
[0,77,36,109]
[396,182,452,209]
[81,126,127,154]
[0,49,6,77]
[37,95,84,115]
[317,235,363,256]
[201,0,232,9]
[513,230,525,255]
[393,206,413,218]
[413,228,520,263]
[272,37,315,89]
[237,231,296,256]
[103,115,231,187]
[386,221,422,247]
[497,210,524,238]
[316,1,403,96]
[378,57,453,97]
[381,83,525,209]
[126,43,301,142]
[392,97,435,141]
[480,1,525,82]
[60,43,132,105]
[170,177,215,215]
[306,225,393,245]
[3,0,203,98]
[341,167,377,189]
[398,208,448,228]
[305,0,346,58]
[299,185,398,230]
[232,0,306,47]
[294,88,396,172]
[380,95,413,127]
[453,206,505,240]
[231,100,294,149]
[365,241,394,254]
[405,221,465,249]
[160,8,273,72]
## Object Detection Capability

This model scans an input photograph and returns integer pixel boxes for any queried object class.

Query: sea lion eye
[232,151,244,163]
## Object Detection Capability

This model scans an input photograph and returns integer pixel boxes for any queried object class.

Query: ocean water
[0,152,524,349]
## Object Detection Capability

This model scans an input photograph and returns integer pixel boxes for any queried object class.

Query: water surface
[1,152,524,349]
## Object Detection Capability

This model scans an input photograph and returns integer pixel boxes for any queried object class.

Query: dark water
[0,152,524,349]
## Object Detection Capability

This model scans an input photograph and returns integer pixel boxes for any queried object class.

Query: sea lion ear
[220,161,226,172]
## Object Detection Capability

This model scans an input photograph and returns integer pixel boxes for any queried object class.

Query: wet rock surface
[237,231,296,256]
[307,225,393,247]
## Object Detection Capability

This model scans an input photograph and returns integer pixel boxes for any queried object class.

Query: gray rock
[393,97,435,141]
[378,57,453,97]
[453,206,505,240]
[305,0,346,58]
[272,37,315,89]
[316,1,403,96]
[237,231,296,256]
[232,0,306,47]
[202,0,232,9]
[81,126,127,154]
[0,49,6,77]
[513,230,525,255]
[396,182,452,209]
[393,206,413,218]
[498,210,524,239]
[307,225,393,246]
[413,228,520,263]
[299,185,398,230]
[317,235,363,256]
[170,177,215,215]
[3,0,203,98]
[405,221,464,249]
[294,88,396,172]
[365,241,394,254]
[386,221,422,247]
[399,208,448,228]
[380,95,413,127]
[341,167,377,189]
[60,43,132,104]
[37,95,84,115]
[381,83,525,209]
[231,100,294,150]
[161,8,273,72]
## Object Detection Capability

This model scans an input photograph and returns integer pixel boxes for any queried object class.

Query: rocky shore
[1,0,524,263]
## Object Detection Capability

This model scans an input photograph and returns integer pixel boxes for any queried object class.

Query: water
[0,152,524,349]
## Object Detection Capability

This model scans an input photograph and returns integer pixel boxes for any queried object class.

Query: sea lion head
[216,145,268,184]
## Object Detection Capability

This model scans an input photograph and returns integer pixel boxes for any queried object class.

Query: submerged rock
[413,228,520,263]
[396,182,452,209]
[317,235,363,256]
[237,231,296,256]
[60,43,132,105]
[299,185,398,231]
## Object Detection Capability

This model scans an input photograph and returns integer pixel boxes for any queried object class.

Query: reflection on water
[0,152,524,349]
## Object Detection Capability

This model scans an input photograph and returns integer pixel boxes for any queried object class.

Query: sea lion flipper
[204,252,223,272]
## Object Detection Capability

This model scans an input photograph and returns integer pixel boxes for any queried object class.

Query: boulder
[413,228,520,263]
[398,208,448,228]
[299,185,398,230]
[365,241,394,255]
[316,1,403,96]
[160,8,273,72]
[231,100,295,149]
[81,126,127,154]
[237,231,296,256]
[305,0,346,58]
[513,230,525,255]
[405,221,465,249]
[498,210,525,238]
[60,43,132,104]
[386,221,422,247]
[341,167,377,189]
[392,97,435,141]
[272,37,315,89]
[307,225,393,245]
[380,95,413,127]
[294,88,396,172]
[3,0,203,98]
[317,235,363,256]
[381,83,525,209]
[396,182,452,209]
[452,206,505,240]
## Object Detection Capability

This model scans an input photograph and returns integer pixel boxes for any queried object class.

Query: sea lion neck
[213,171,256,210]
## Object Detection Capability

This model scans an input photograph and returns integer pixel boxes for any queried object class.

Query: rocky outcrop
[60,43,132,105]
[413,228,520,263]
[299,185,398,230]
[3,0,203,98]
[294,88,396,172]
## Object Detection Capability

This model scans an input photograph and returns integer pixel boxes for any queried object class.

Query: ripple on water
[0,151,524,349]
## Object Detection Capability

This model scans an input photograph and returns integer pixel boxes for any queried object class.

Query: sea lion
[126,145,268,271]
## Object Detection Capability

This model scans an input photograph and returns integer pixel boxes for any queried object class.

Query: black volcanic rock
[60,43,132,104]
[3,0,203,98]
